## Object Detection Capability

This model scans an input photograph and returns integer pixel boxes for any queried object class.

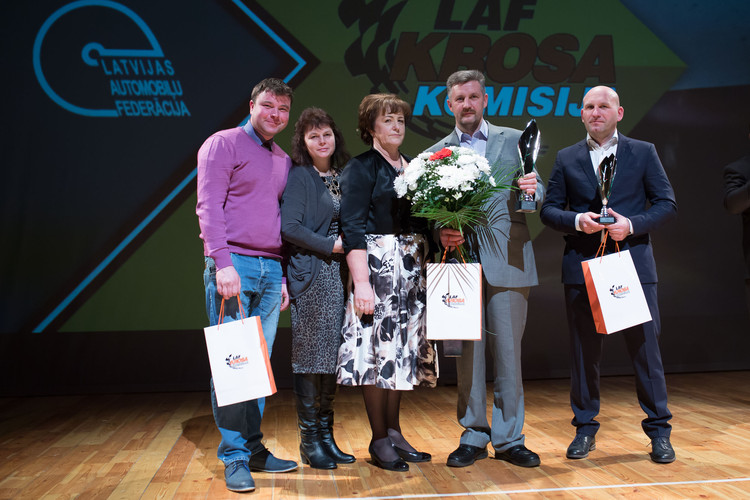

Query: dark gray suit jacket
[280,164,338,300]
[429,123,544,288]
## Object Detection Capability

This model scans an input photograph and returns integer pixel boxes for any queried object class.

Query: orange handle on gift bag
[594,229,620,260]
[217,295,244,326]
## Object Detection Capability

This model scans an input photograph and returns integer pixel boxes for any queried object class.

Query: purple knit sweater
[196,126,291,270]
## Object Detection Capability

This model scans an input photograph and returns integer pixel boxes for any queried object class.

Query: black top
[340,148,427,253]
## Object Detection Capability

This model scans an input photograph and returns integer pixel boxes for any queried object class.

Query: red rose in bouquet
[428,148,452,161]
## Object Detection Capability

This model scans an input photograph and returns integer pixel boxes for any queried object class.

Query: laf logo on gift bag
[609,284,631,298]
[441,292,466,308]
[225,354,249,370]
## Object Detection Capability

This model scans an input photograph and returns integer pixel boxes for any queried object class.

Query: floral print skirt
[336,233,437,390]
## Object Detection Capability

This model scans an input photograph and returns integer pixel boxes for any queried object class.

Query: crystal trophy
[597,154,617,225]
[515,119,540,213]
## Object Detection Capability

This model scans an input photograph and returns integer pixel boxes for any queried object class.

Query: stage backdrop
[2,0,749,395]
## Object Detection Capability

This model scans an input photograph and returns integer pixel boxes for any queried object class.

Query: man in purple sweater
[196,78,296,493]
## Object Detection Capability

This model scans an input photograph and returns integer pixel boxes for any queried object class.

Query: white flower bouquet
[394,146,511,260]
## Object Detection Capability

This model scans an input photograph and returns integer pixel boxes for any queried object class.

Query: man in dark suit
[430,70,544,468]
[723,127,750,317]
[540,86,677,464]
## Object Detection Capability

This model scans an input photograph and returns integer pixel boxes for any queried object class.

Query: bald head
[581,86,623,145]
[585,86,620,106]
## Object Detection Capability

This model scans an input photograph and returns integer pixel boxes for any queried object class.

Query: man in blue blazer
[540,86,677,464]
[430,70,544,468]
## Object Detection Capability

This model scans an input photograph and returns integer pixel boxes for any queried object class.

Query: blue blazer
[540,134,677,285]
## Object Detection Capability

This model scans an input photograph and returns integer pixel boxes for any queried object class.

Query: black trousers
[564,283,672,438]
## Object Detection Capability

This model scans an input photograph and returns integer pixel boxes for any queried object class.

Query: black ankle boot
[319,374,355,464]
[294,374,336,469]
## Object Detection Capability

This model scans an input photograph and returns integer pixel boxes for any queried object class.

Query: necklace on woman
[322,174,341,198]
[313,163,340,197]
[394,155,404,174]
[375,145,404,174]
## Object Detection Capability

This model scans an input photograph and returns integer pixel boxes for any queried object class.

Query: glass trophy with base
[515,119,540,213]
[597,153,617,225]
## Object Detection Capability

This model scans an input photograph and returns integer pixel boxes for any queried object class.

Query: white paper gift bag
[426,262,483,341]
[203,297,276,407]
[581,249,652,334]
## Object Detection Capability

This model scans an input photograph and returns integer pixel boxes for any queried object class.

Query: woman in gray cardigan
[281,108,353,469]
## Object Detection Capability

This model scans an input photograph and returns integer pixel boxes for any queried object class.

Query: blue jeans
[204,254,282,464]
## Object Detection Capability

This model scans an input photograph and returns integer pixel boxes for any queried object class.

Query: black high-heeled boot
[294,374,336,469]
[319,374,356,463]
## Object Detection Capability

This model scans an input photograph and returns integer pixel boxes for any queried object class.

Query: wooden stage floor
[1,371,749,499]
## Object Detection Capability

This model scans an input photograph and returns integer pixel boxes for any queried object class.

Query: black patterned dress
[290,176,347,374]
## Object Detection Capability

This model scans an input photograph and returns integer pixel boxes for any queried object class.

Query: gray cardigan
[280,164,339,299]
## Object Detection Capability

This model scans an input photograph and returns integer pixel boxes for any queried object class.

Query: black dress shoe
[368,443,409,471]
[496,445,540,467]
[566,434,595,459]
[650,437,676,464]
[393,445,431,463]
[446,444,488,467]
